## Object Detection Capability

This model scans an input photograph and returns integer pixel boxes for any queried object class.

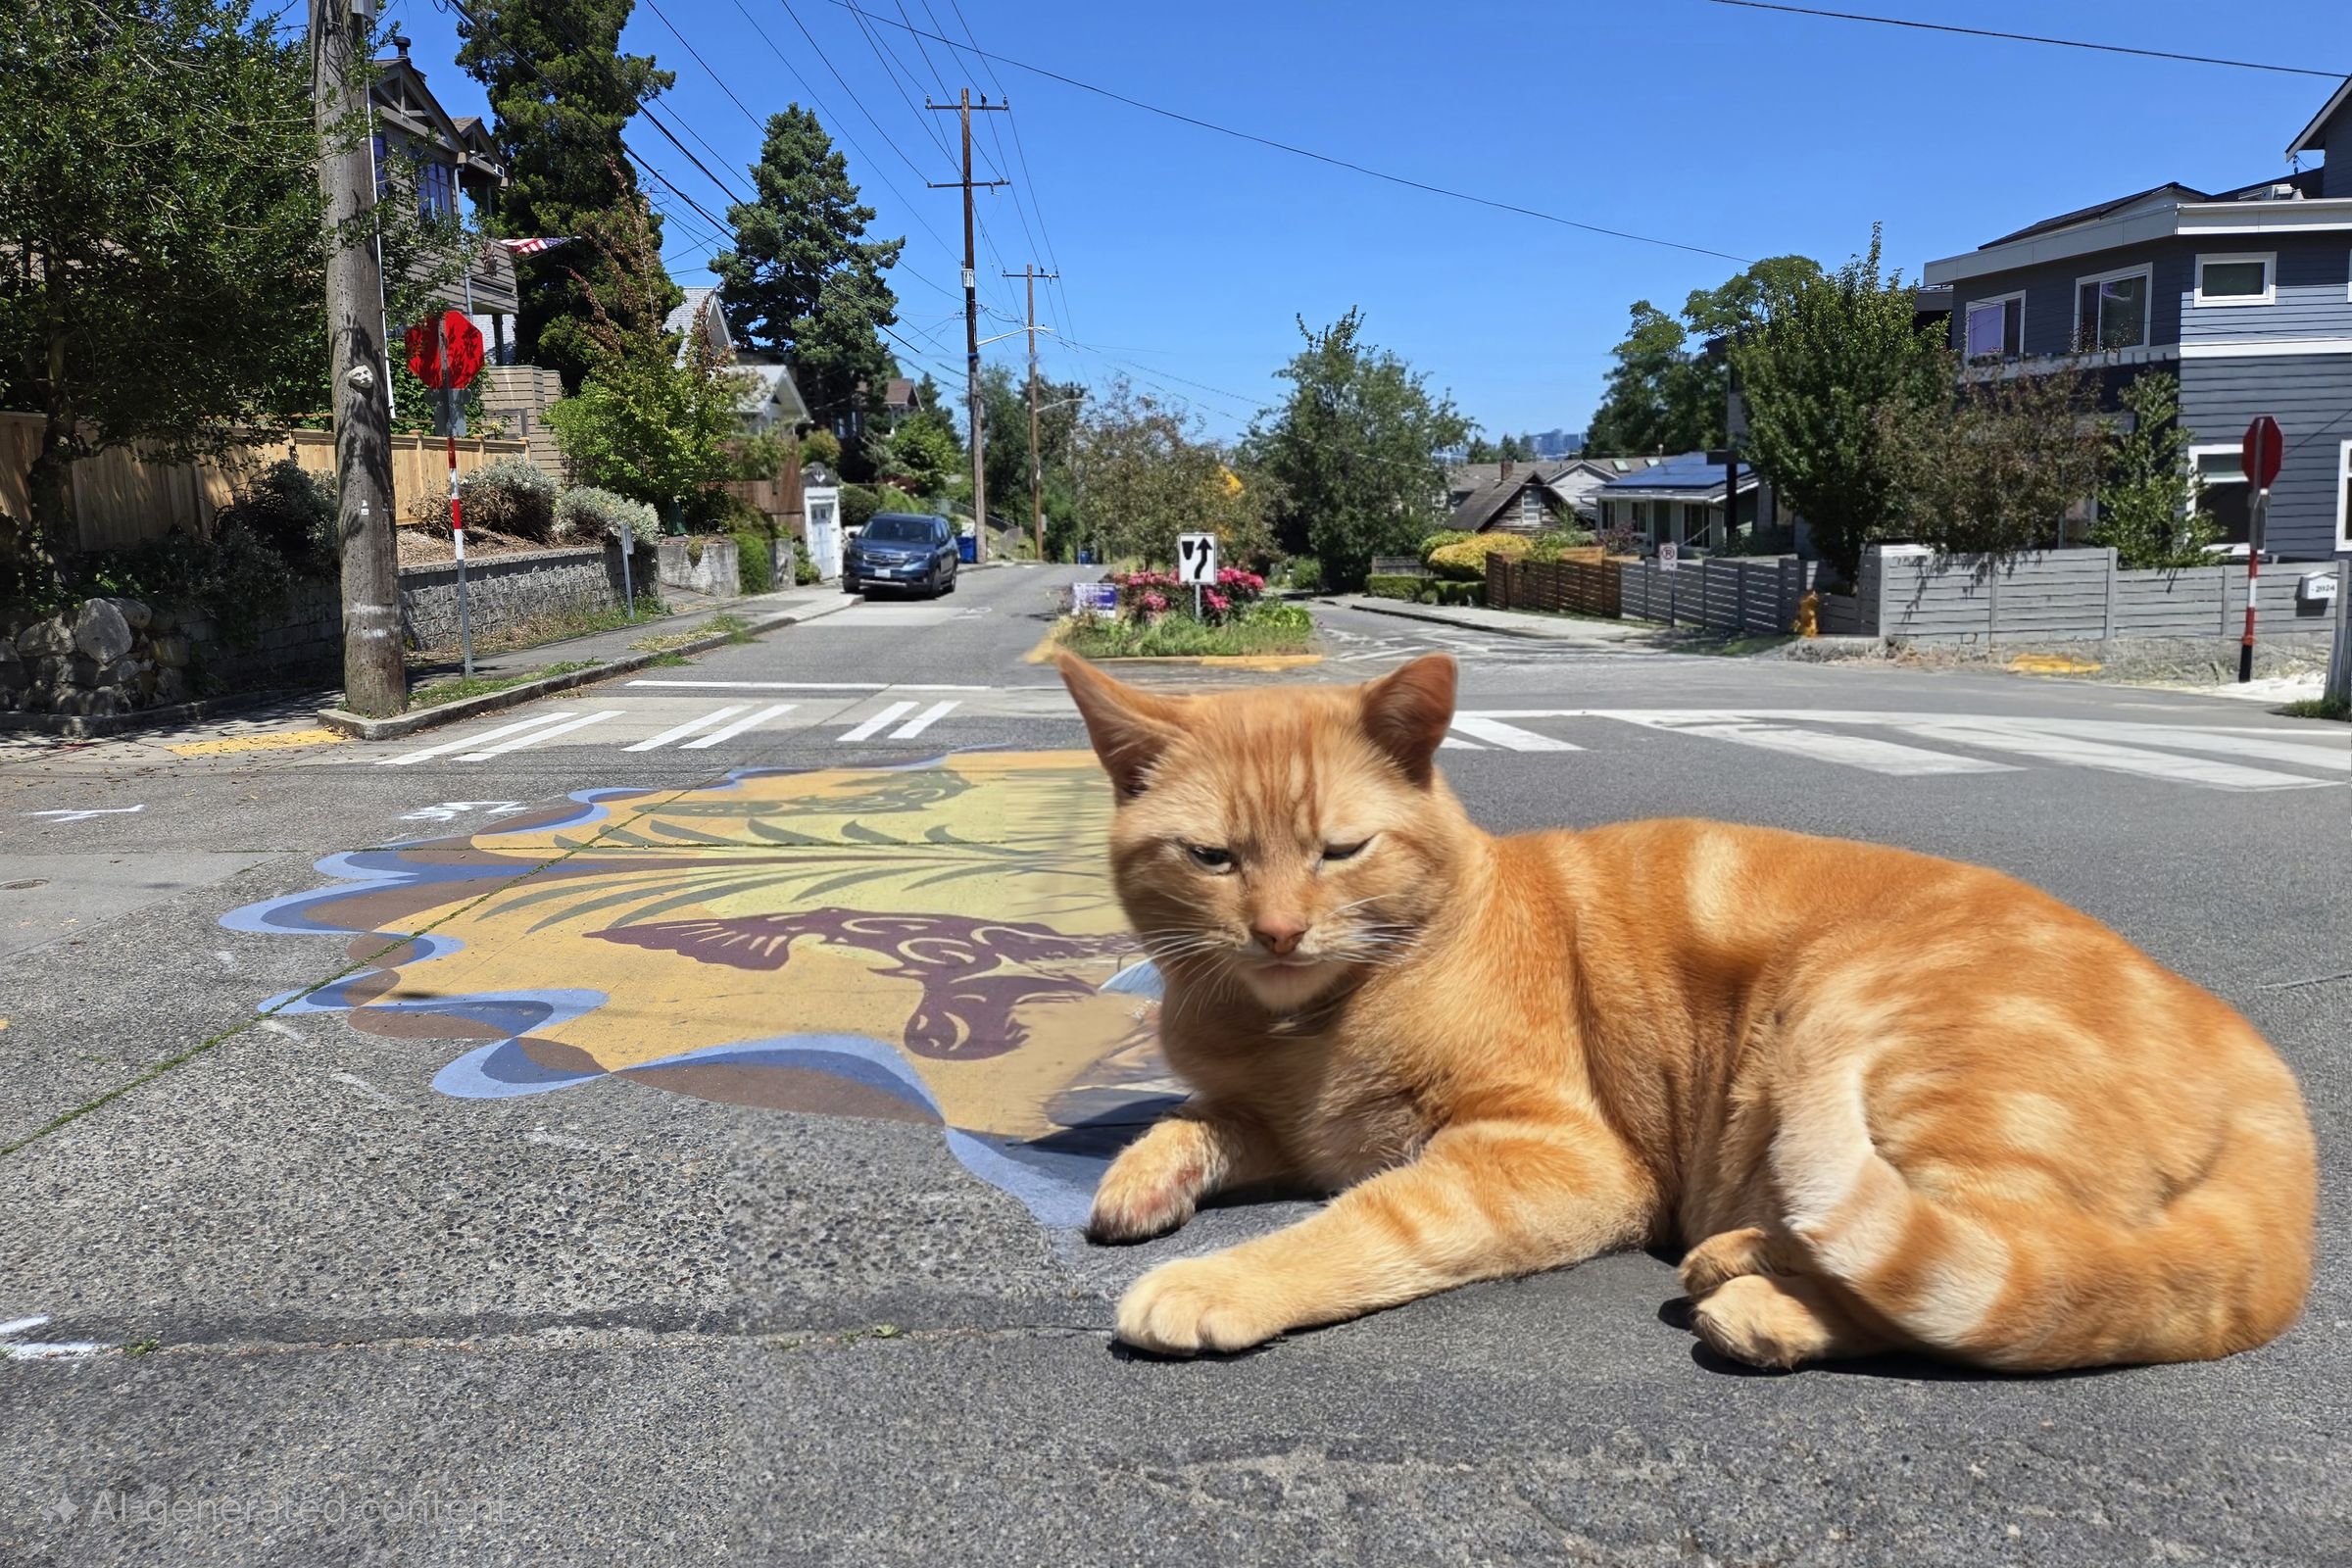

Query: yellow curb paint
[167,727,349,758]
[2006,654,2102,676]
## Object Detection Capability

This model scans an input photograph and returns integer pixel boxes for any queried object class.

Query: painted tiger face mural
[224,754,1173,1226]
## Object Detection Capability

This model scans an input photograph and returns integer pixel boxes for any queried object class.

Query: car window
[861,516,932,543]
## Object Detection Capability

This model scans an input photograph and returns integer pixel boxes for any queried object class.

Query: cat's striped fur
[1059,652,2316,1369]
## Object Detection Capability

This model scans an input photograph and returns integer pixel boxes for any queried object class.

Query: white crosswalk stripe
[889,700,960,739]
[1594,712,2014,777]
[838,700,918,742]
[1448,715,1584,752]
[456,710,621,760]
[378,710,577,766]
[680,703,797,750]
[624,705,747,753]
[1880,718,2326,791]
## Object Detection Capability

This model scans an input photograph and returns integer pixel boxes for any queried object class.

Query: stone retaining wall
[3,542,656,715]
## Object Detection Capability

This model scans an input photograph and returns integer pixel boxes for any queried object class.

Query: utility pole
[927,90,1008,564]
[1003,266,1058,563]
[312,0,403,716]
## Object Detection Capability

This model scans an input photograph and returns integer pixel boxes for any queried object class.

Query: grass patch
[2279,696,2349,721]
[630,612,753,655]
[1054,603,1315,659]
[1692,633,1797,658]
[409,660,605,710]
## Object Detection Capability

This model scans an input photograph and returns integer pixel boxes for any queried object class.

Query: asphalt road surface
[2,561,2346,1565]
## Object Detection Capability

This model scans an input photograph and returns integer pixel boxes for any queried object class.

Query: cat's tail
[1768,1056,2315,1371]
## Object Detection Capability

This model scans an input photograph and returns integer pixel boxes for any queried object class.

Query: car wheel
[942,569,956,596]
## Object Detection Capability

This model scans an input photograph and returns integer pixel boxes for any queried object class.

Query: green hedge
[1365,574,1424,600]
[1429,580,1484,607]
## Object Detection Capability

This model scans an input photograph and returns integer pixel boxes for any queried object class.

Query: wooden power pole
[312,0,403,716]
[926,90,1007,564]
[1002,266,1057,563]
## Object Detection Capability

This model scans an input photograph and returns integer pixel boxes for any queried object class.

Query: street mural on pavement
[221,753,1177,1227]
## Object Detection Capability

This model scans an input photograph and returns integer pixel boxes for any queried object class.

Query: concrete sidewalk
[410,582,851,685]
[1323,593,1667,646]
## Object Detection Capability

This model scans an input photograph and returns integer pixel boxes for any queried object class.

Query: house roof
[1981,182,2209,248]
[368,53,505,194]
[2287,74,2352,158]
[883,377,918,411]
[664,285,737,367]
[734,353,810,424]
[1597,451,1756,498]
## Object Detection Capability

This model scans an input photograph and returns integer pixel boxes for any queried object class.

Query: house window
[2194,253,2274,307]
[417,162,457,220]
[2074,266,2151,351]
[1964,292,2025,360]
[2190,445,2252,546]
[2338,440,2352,552]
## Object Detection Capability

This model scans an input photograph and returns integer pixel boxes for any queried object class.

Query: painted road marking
[24,805,147,822]
[455,710,621,760]
[1449,715,1584,753]
[1596,713,2015,777]
[890,700,960,739]
[168,727,347,758]
[2001,719,2349,772]
[1439,735,1482,750]
[681,703,799,750]
[624,704,748,753]
[1884,719,2330,791]
[838,700,918,742]
[625,679,995,692]
[379,710,577,766]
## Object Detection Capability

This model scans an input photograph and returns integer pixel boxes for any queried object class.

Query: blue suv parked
[844,513,960,599]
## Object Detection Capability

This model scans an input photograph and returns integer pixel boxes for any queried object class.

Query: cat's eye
[1185,844,1235,871]
[1321,838,1372,862]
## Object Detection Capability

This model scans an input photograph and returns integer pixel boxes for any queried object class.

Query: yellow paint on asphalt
[167,727,349,758]
[2007,654,2103,676]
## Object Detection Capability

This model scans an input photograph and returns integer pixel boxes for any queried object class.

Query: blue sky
[374,0,2348,442]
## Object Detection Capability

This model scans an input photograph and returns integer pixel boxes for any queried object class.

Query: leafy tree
[2093,373,2220,567]
[545,212,752,519]
[457,0,679,390]
[978,364,1082,555]
[1878,368,2104,560]
[712,107,903,434]
[878,412,960,497]
[1584,257,1822,459]
[1075,379,1272,567]
[0,0,323,575]
[1734,228,1949,584]
[1250,310,1468,589]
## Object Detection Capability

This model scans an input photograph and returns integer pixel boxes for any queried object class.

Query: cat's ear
[1056,652,1188,800]
[1359,654,1457,787]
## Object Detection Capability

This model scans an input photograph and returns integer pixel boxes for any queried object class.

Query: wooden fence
[1871,545,2342,643]
[1,416,530,552]
[1486,554,1626,617]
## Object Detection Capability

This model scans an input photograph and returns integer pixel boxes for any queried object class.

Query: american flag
[494,237,574,257]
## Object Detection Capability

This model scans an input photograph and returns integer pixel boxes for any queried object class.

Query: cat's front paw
[1114,1254,1288,1355]
[1087,1143,1206,1245]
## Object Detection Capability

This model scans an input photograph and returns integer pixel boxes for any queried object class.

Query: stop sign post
[408,310,488,674]
[2235,416,2281,683]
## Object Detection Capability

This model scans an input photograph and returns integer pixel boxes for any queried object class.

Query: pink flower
[1140,590,1169,615]
[1204,589,1230,612]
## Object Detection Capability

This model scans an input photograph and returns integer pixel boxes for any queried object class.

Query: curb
[317,601,850,742]
[1325,596,1608,643]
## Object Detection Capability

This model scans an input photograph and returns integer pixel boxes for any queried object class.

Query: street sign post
[408,310,487,674]
[2237,416,2282,683]
[1177,531,1218,619]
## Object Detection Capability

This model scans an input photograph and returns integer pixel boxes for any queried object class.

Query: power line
[937,0,1072,341]
[1699,0,2344,79]
[827,0,1753,264]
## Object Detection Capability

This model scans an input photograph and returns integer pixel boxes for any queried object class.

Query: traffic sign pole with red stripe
[2238,416,2281,684]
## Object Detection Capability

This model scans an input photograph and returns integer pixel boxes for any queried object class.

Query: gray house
[1921,74,2352,561]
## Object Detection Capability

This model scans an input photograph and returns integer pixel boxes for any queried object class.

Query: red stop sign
[2241,416,2282,489]
[405,309,485,390]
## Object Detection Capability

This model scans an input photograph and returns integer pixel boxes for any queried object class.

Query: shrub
[420,456,558,541]
[730,514,775,595]
[801,427,843,470]
[556,486,660,546]
[219,460,336,573]
[1429,580,1484,607]
[1525,527,1596,563]
[840,484,881,533]
[81,523,293,649]
[1426,533,1530,581]
[1596,522,1646,557]
[792,536,819,585]
[1365,574,1422,601]
[1107,564,1268,623]
[1278,555,1321,591]
[1418,530,1474,565]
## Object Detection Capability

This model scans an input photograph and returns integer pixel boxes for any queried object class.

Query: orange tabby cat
[1058,652,2317,1370]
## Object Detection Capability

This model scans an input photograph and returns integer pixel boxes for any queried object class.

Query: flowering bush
[1426,533,1530,581]
[1108,563,1267,623]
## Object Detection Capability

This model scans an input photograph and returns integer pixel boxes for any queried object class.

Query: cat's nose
[1250,916,1309,956]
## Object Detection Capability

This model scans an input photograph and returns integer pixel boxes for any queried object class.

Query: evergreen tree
[712,107,903,432]
[457,0,679,390]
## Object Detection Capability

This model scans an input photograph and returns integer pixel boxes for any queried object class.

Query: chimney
[1499,459,1514,481]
